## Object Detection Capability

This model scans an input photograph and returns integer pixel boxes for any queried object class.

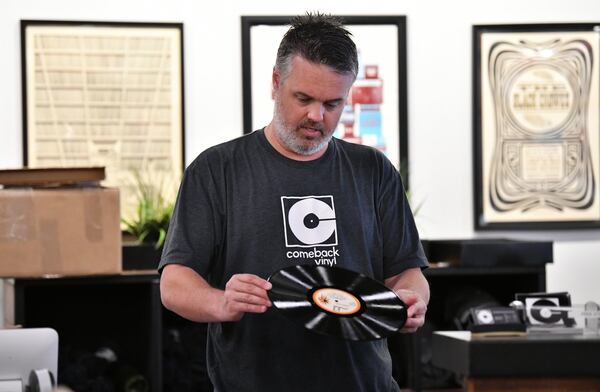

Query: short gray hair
[275,12,358,81]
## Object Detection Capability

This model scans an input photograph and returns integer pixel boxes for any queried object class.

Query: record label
[476,309,494,324]
[268,264,408,341]
[312,288,361,315]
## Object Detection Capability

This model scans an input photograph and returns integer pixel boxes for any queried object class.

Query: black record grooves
[267,265,408,341]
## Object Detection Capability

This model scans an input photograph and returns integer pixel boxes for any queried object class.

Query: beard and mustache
[272,99,334,157]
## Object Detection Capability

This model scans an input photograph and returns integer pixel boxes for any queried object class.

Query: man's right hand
[160,264,272,323]
[221,273,273,321]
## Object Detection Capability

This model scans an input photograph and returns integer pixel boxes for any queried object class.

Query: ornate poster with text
[477,26,600,228]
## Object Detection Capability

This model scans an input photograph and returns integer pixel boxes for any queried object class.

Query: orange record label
[312,288,361,315]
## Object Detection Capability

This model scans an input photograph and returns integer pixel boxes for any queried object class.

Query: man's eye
[297,97,311,103]
[325,102,340,109]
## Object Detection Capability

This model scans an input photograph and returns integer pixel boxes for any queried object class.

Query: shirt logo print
[280,196,338,248]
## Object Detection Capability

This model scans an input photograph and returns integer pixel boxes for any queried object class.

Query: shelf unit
[8,272,213,392]
[390,265,546,391]
[7,265,546,392]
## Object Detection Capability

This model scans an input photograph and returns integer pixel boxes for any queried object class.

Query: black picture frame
[473,23,600,230]
[21,20,185,220]
[241,15,408,175]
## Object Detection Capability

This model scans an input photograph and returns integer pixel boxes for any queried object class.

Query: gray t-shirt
[159,129,427,392]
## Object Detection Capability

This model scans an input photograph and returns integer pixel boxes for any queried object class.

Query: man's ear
[271,67,280,100]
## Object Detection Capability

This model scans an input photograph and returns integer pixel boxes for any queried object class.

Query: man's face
[271,56,355,158]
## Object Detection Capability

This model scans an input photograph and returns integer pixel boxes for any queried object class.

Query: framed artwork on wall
[473,23,600,230]
[241,15,408,174]
[21,20,185,220]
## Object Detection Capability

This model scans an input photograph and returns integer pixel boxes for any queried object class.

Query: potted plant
[121,172,175,270]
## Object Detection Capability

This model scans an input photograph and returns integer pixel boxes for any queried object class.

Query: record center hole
[304,213,320,229]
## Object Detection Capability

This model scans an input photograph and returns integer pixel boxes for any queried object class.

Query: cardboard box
[0,187,121,277]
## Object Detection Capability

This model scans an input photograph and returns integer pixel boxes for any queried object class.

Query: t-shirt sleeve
[158,153,224,278]
[377,156,428,279]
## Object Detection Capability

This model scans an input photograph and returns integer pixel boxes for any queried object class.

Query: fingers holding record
[222,274,273,318]
[267,265,407,341]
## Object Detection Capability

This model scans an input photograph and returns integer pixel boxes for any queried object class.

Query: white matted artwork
[21,20,184,220]
[473,24,600,229]
[241,16,407,173]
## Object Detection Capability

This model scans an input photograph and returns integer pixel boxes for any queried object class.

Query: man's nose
[307,103,325,122]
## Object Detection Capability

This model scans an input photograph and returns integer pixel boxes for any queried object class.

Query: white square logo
[281,195,338,248]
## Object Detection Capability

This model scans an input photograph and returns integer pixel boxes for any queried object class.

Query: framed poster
[473,23,600,230]
[241,15,408,173]
[21,20,184,220]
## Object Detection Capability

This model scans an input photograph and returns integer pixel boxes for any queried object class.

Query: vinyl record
[267,264,407,341]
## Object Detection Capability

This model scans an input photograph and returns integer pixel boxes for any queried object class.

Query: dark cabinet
[9,273,212,392]
[8,264,546,392]
[390,265,546,391]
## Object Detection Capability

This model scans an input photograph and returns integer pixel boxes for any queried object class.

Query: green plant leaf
[121,170,176,248]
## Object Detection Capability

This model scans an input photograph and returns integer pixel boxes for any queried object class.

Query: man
[159,13,429,392]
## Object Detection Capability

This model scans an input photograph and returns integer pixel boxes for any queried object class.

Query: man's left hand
[395,289,427,333]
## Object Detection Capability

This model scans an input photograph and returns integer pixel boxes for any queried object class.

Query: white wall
[2,0,600,325]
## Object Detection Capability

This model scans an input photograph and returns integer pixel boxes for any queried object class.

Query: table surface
[437,329,600,341]
[432,330,600,377]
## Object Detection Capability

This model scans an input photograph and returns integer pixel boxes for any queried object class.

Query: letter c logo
[288,198,336,245]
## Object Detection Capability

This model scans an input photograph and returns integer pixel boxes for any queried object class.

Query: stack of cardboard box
[0,167,121,277]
